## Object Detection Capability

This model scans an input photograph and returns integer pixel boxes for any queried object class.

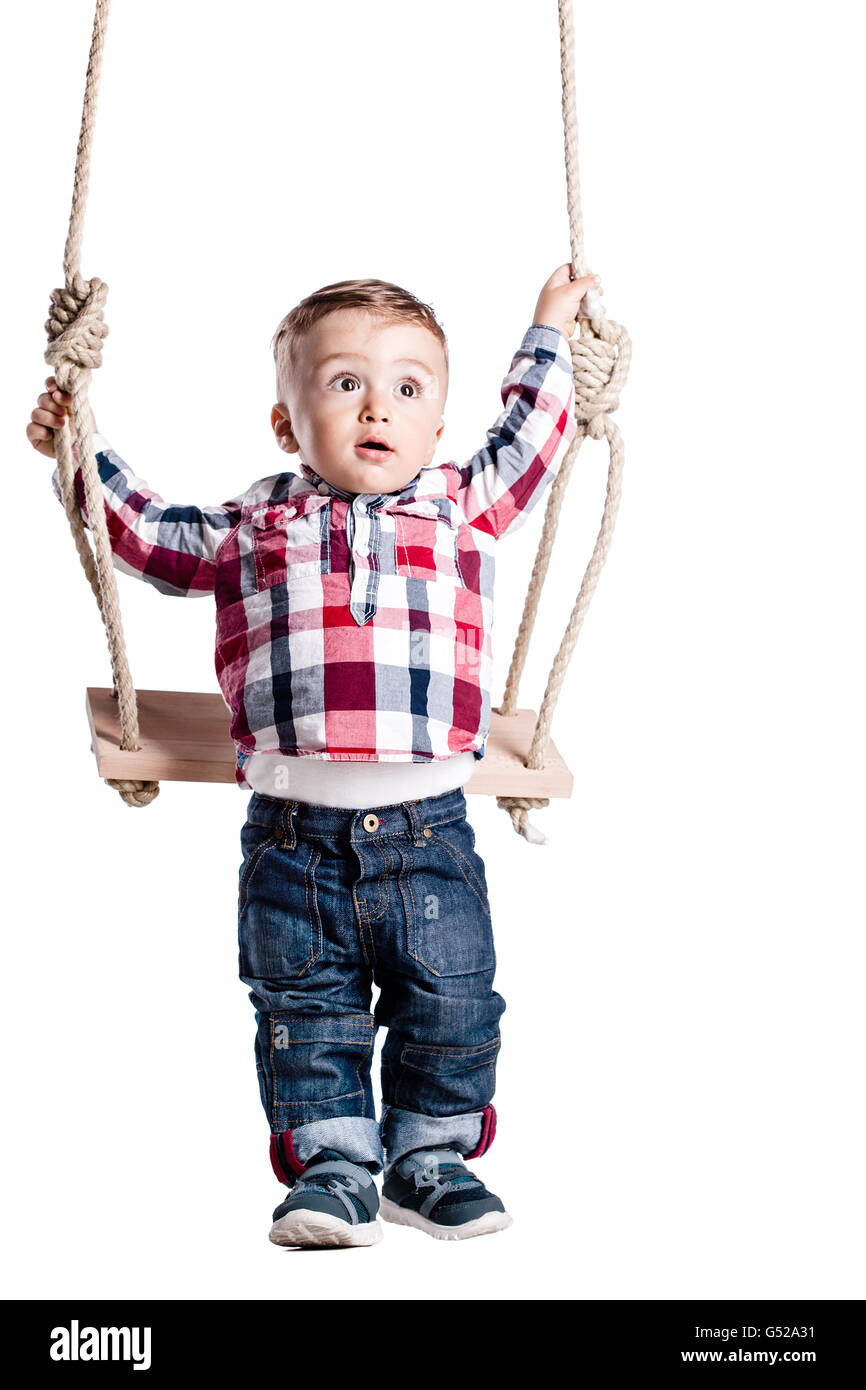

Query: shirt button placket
[348,500,379,625]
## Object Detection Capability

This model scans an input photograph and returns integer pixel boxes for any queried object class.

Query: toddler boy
[30,263,599,1246]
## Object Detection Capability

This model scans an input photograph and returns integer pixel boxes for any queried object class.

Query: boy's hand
[533,263,603,339]
[26,376,97,460]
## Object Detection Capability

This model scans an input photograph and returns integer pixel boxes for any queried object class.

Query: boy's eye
[325,372,424,397]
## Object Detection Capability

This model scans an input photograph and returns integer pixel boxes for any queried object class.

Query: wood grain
[85,688,573,796]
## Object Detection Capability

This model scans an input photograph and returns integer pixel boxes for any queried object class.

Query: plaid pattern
[51,324,577,787]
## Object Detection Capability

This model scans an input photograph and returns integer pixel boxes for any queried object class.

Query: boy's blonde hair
[271,278,449,400]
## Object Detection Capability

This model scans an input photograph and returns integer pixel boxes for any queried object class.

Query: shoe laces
[411,1149,480,1192]
[296,1151,362,1197]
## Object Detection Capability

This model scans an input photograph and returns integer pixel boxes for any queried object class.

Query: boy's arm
[50,434,246,597]
[452,324,578,541]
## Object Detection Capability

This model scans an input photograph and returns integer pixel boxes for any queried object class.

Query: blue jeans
[238,786,506,1183]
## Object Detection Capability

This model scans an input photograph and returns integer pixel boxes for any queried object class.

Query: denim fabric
[379,1105,490,1165]
[238,786,505,1176]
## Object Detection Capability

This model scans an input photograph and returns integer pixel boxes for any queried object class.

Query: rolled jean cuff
[269,1116,384,1183]
[380,1104,497,1166]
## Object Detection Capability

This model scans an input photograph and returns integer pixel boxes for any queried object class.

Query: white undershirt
[242,750,477,808]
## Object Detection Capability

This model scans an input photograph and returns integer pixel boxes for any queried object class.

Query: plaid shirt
[51,323,577,788]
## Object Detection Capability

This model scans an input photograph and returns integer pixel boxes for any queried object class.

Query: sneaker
[269,1149,383,1248]
[380,1147,513,1241]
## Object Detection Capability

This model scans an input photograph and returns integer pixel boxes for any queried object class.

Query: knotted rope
[495,0,631,844]
[44,0,158,808]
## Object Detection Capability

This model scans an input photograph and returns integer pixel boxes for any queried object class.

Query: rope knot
[105,778,161,809]
[496,795,550,845]
[569,316,630,440]
[44,272,109,387]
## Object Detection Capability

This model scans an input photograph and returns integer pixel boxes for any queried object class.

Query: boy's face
[271,309,447,495]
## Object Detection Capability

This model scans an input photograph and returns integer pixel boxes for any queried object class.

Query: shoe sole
[269,1210,383,1248]
[379,1196,513,1241]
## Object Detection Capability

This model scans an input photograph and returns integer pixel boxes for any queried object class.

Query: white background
[1,0,863,1301]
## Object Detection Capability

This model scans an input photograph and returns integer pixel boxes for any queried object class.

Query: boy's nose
[358,383,392,419]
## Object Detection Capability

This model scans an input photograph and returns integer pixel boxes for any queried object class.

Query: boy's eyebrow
[316,352,436,376]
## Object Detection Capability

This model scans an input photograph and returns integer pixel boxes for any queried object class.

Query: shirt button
[363,813,380,833]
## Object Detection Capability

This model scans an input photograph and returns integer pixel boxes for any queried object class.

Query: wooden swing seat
[85,687,574,797]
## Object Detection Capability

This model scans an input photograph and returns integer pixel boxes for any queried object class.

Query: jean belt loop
[408,799,426,848]
[279,800,298,850]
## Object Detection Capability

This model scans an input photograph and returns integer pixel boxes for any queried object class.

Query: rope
[43,0,158,808]
[495,0,631,844]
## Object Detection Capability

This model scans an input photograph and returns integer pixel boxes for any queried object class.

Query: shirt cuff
[519,323,573,365]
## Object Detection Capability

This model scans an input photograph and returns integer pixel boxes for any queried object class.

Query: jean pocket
[268,1013,375,1112]
[393,1035,501,1112]
[402,821,495,977]
[252,500,331,591]
[238,828,324,978]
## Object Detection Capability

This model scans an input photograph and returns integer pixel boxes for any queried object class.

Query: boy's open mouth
[355,440,394,459]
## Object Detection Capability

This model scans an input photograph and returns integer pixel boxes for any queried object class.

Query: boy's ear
[424,417,445,468]
[271,404,298,453]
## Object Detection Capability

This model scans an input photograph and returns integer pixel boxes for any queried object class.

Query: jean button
[363,813,380,833]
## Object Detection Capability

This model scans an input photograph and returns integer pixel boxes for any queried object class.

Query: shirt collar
[299,460,356,502]
[298,458,412,508]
